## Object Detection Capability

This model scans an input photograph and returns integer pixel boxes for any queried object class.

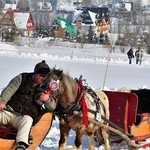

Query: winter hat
[34,60,50,75]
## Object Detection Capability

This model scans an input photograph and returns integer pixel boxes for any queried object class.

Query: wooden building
[72,7,111,34]
[0,9,36,37]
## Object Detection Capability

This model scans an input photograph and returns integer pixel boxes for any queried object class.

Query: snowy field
[0,41,150,150]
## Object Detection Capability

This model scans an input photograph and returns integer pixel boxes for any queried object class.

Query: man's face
[34,73,47,85]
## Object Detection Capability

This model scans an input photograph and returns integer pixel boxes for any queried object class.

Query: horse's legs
[101,128,111,150]
[75,128,85,150]
[59,120,71,150]
[88,133,95,150]
[95,128,104,146]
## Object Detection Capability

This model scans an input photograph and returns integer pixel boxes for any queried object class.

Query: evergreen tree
[76,30,81,43]
[104,33,109,44]
[2,26,15,42]
[98,33,104,44]
[87,26,94,43]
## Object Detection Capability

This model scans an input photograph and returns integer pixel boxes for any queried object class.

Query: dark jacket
[127,49,134,59]
[7,73,45,120]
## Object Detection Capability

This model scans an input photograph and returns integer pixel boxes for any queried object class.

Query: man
[0,60,56,150]
[127,47,134,64]
[135,47,143,65]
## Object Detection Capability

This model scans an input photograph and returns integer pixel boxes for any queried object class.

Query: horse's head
[39,68,63,99]
[46,68,79,111]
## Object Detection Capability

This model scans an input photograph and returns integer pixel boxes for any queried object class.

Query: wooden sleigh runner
[0,112,53,150]
[103,91,150,148]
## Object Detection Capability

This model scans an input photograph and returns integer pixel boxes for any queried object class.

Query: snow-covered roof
[72,10,83,23]
[124,3,132,11]
[14,12,29,29]
[4,4,17,10]
[72,7,109,26]
[38,2,52,10]
[115,2,133,12]
[58,5,76,11]
[88,11,97,26]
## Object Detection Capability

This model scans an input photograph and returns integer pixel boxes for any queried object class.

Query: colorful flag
[56,18,77,35]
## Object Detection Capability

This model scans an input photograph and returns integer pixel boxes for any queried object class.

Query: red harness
[77,80,88,126]
[51,78,88,126]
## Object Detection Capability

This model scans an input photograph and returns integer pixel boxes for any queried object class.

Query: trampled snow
[0,41,150,150]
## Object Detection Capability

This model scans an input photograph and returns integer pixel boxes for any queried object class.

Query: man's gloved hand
[0,97,6,111]
[39,92,50,102]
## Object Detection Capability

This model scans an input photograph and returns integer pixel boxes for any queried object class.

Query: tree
[76,30,81,43]
[87,26,94,43]
[82,0,91,7]
[17,0,30,11]
[2,26,15,42]
[0,0,3,10]
[104,33,109,44]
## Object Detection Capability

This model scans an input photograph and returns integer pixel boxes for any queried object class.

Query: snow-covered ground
[0,41,150,150]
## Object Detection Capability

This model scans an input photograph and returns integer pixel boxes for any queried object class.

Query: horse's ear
[53,68,63,78]
[56,70,63,77]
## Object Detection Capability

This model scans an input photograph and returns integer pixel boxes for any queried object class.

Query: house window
[27,23,32,26]
[24,30,28,36]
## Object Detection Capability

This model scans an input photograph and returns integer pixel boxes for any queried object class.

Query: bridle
[39,72,60,100]
[54,81,84,118]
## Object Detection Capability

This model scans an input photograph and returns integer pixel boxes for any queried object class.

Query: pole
[102,44,112,89]
[102,57,110,90]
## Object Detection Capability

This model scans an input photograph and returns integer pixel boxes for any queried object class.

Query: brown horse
[44,68,110,150]
[44,68,138,150]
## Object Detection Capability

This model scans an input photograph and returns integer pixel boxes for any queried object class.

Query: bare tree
[82,0,91,7]
[17,0,30,11]
[0,0,4,11]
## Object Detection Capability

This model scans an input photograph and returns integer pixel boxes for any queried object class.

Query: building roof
[115,2,133,12]
[38,2,52,11]
[4,4,17,10]
[72,7,110,26]
[14,12,29,29]
[0,9,35,30]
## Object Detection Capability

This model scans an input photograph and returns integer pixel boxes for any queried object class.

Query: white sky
[0,40,149,149]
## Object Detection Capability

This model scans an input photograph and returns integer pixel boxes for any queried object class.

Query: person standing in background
[135,47,143,65]
[127,47,134,64]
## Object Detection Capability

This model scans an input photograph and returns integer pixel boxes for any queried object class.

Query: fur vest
[7,73,47,122]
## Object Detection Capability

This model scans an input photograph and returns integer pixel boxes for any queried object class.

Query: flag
[56,18,77,36]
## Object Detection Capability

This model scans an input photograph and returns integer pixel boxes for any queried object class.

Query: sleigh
[103,90,150,148]
[0,112,53,150]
